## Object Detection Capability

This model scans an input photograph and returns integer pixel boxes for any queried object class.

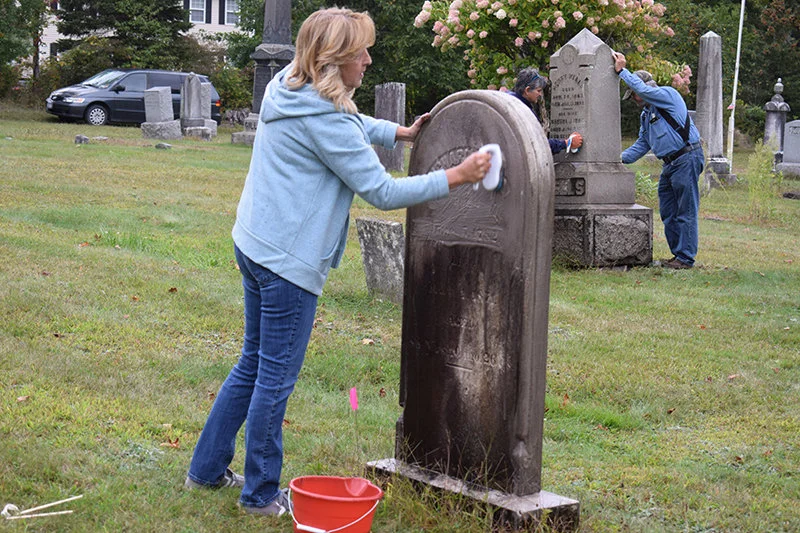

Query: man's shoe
[184,468,245,490]
[663,258,692,270]
[241,489,291,517]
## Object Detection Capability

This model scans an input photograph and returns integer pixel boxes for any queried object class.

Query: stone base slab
[705,158,736,188]
[776,162,800,177]
[231,113,259,146]
[367,458,580,532]
[554,204,653,267]
[141,120,182,140]
[183,127,213,141]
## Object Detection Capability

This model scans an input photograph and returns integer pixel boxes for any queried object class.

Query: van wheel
[85,104,109,126]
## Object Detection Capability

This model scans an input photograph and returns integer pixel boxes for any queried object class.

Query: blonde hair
[287,7,375,114]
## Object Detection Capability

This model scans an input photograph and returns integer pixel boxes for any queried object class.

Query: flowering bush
[415,0,688,91]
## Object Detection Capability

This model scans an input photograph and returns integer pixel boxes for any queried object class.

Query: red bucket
[289,476,383,533]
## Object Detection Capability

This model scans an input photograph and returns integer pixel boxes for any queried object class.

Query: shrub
[745,139,783,221]
[635,171,658,208]
[210,65,254,111]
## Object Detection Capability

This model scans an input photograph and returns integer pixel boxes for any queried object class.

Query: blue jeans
[187,245,317,508]
[658,149,704,266]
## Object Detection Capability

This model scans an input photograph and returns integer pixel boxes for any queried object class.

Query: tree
[1,0,48,66]
[55,0,192,69]
[415,0,684,90]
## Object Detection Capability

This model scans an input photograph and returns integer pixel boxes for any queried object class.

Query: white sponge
[474,143,503,191]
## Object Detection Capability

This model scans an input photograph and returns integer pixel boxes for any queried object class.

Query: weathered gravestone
[549,29,652,267]
[355,218,405,305]
[696,31,734,187]
[141,87,182,140]
[180,74,217,139]
[374,83,406,171]
[368,90,579,531]
[231,0,295,146]
[776,120,800,177]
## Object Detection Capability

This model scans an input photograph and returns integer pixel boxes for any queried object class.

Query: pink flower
[448,36,460,45]
[665,26,675,37]
[449,0,463,8]
[433,35,442,46]
[515,37,525,47]
[495,8,507,19]
[509,18,518,27]
[470,11,480,21]
[468,69,477,78]
[433,21,445,33]
[542,19,550,27]
[413,10,431,27]
[591,25,599,33]
[652,3,666,15]
[491,1,502,9]
[476,0,489,8]
[554,16,566,30]
[497,66,508,74]
[599,0,608,5]
[573,11,583,20]
[447,10,461,24]
[467,29,475,37]
[479,30,488,38]
[487,84,497,90]
[541,40,549,47]
[553,10,562,17]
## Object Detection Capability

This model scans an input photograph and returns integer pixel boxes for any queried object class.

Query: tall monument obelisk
[232,0,295,145]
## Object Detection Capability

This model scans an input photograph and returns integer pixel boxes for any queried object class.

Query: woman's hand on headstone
[396,112,431,142]
[445,151,492,189]
[612,51,626,73]
[568,132,583,149]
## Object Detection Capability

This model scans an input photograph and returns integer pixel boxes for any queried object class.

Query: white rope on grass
[2,494,83,520]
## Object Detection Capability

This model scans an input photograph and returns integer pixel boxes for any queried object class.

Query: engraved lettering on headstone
[550,73,586,139]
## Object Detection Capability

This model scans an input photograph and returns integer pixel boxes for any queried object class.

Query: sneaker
[241,488,291,517]
[184,468,245,490]
[663,258,692,270]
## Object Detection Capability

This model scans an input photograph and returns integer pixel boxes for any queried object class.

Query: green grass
[1,107,799,532]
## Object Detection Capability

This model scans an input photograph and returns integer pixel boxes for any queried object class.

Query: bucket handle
[288,489,381,533]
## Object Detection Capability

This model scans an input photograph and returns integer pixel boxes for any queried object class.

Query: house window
[189,0,204,23]
[225,0,239,25]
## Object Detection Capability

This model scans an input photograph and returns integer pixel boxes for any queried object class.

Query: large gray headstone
[776,120,800,177]
[374,83,406,171]
[549,29,652,267]
[355,218,405,304]
[697,31,734,186]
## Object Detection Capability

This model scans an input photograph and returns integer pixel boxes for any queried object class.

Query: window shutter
[205,0,211,23]
[219,0,226,25]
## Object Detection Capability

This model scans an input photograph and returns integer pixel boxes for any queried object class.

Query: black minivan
[46,69,222,126]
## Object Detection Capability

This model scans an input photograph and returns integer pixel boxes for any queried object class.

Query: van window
[120,73,147,92]
[149,73,184,93]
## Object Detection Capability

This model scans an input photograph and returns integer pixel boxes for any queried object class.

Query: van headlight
[64,97,85,103]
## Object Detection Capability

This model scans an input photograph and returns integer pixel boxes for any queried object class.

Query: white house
[39,0,240,62]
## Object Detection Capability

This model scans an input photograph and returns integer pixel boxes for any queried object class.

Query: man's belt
[661,142,702,165]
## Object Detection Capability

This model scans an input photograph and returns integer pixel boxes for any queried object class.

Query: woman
[509,67,583,154]
[183,7,491,516]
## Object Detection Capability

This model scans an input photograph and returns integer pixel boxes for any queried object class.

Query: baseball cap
[622,70,658,100]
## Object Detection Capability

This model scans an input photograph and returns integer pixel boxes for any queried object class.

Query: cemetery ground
[1,106,798,533]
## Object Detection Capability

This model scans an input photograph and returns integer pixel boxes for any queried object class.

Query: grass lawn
[1,105,798,532]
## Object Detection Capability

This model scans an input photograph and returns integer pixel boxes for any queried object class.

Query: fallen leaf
[561,393,569,408]
[728,374,741,381]
[162,423,173,429]
[40,271,50,276]
[362,338,375,345]
[53,332,62,338]
[168,287,178,293]
[282,419,291,426]
[734,456,743,464]
[78,241,90,247]
[207,391,216,401]
[379,387,386,398]
[16,396,30,403]
[131,295,139,301]
[160,437,179,448]
[757,271,765,277]
[764,449,773,457]
[667,407,676,414]
[705,376,713,382]
[784,327,790,331]
[697,324,707,330]
[595,424,608,431]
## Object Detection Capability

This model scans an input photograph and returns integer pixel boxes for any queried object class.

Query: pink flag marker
[349,387,359,411]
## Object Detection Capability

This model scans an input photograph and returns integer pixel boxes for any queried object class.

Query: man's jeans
[659,149,704,266]
[187,245,317,508]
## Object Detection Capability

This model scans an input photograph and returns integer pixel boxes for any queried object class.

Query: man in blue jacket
[614,52,704,269]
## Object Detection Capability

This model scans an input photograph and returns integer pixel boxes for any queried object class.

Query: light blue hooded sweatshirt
[232,65,450,296]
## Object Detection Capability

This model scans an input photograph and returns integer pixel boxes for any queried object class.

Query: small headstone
[75,135,89,144]
[145,87,174,123]
[374,83,406,171]
[155,143,172,150]
[764,78,791,152]
[355,218,405,304]
[776,120,800,177]
[92,136,108,141]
